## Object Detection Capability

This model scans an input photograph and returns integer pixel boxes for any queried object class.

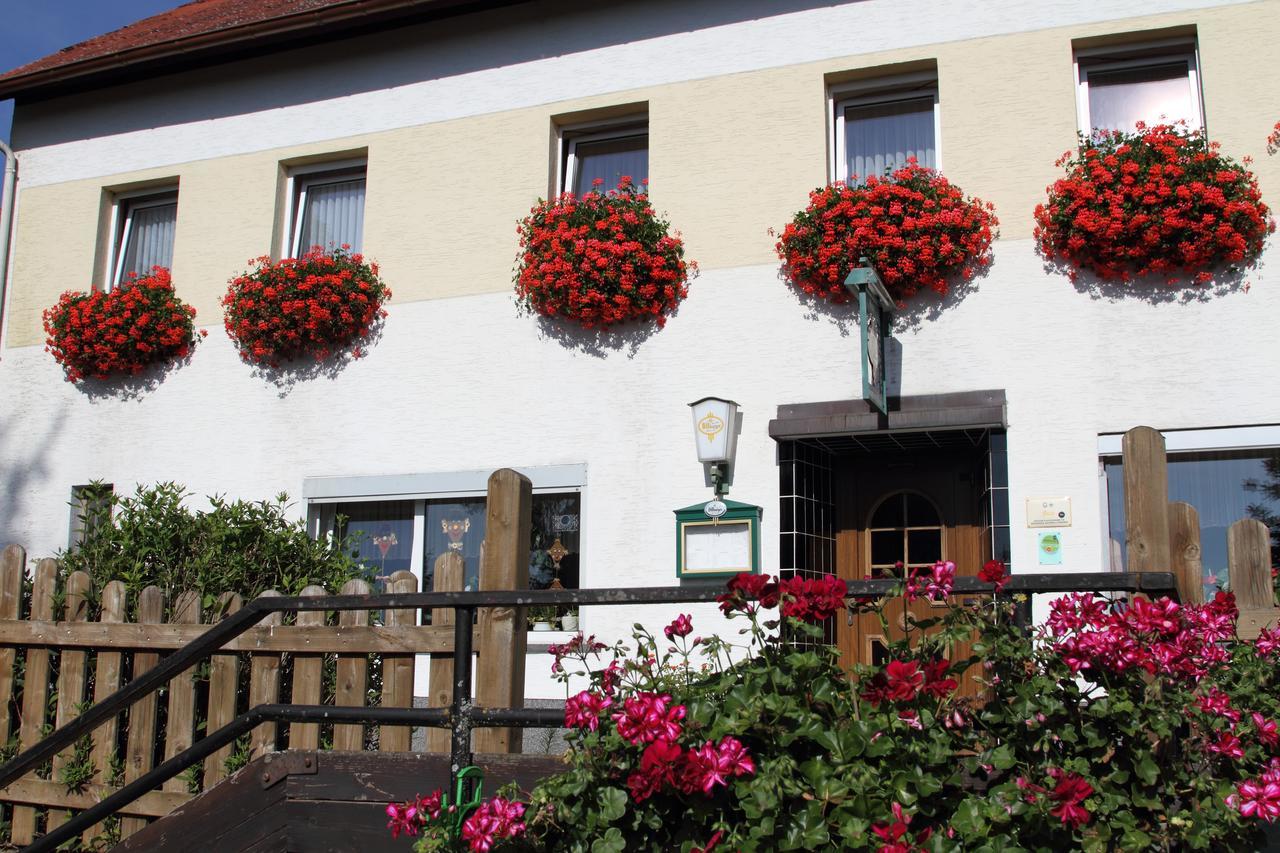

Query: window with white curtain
[833,76,939,184]
[287,162,367,256]
[1076,46,1203,136]
[110,189,178,288]
[1101,435,1280,593]
[561,125,648,196]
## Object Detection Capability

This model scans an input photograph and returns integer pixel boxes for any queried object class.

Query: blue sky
[0,0,182,144]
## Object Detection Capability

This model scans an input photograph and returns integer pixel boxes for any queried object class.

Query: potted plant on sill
[559,608,579,632]
[528,606,558,632]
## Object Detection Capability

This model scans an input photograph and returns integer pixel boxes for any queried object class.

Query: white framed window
[1075,42,1203,136]
[831,72,940,184]
[283,159,367,256]
[68,483,113,549]
[106,188,178,289]
[1098,425,1280,587]
[559,122,648,196]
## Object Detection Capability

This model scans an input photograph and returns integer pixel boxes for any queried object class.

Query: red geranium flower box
[222,247,391,366]
[514,177,693,329]
[775,161,998,304]
[1034,123,1273,284]
[42,267,200,383]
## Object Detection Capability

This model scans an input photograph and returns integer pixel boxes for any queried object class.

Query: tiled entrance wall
[982,430,1012,568]
[777,441,835,579]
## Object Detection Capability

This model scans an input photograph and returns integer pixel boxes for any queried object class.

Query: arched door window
[866,491,943,579]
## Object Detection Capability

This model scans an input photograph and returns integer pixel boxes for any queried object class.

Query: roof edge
[0,0,524,103]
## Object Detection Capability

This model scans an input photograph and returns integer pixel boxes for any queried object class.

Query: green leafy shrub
[60,482,371,615]
[389,565,1280,851]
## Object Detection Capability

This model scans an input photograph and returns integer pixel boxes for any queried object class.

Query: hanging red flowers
[1034,123,1273,284]
[42,267,201,383]
[222,246,391,366]
[514,177,693,329]
[775,161,998,304]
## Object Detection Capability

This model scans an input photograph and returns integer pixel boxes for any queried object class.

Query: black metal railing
[1,571,1176,852]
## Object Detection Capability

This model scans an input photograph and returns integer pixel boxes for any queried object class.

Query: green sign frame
[673,500,762,579]
[845,260,894,416]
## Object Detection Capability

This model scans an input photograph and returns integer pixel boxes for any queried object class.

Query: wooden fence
[1120,425,1278,636]
[0,468,534,849]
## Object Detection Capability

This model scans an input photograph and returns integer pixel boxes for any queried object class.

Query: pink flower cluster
[906,561,956,602]
[1048,591,1238,679]
[626,735,755,803]
[613,692,687,745]
[861,658,957,707]
[564,689,613,731]
[872,801,933,853]
[1235,759,1280,822]
[461,796,526,852]
[1018,770,1095,829]
[385,790,444,839]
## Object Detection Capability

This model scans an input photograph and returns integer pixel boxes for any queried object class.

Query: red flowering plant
[514,177,693,329]
[42,267,202,383]
[388,565,1280,851]
[222,246,390,366]
[774,160,998,304]
[1034,123,1274,285]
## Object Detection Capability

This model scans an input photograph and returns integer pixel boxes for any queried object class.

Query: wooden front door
[835,446,988,685]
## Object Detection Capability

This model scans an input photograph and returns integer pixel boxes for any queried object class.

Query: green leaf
[1134,755,1159,787]
[597,787,626,823]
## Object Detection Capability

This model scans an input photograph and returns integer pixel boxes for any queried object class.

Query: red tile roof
[0,0,512,100]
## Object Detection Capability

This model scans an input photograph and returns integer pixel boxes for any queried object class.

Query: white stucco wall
[1,0,1277,700]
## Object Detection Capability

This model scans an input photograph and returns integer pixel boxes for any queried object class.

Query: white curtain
[1086,62,1195,133]
[845,97,936,183]
[297,177,366,254]
[120,200,177,278]
[572,135,649,195]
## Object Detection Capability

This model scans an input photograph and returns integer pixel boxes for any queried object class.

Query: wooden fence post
[1122,426,1171,575]
[333,578,371,752]
[1167,502,1205,605]
[248,590,284,760]
[11,559,58,845]
[0,546,24,764]
[47,570,91,833]
[427,552,464,753]
[380,571,418,752]
[474,468,531,755]
[203,592,243,786]
[121,586,165,839]
[85,580,127,846]
[161,590,202,793]
[1229,518,1277,639]
[287,585,328,750]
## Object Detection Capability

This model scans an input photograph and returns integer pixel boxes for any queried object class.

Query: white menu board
[683,521,751,574]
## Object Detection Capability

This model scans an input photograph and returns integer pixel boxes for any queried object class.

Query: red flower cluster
[717,571,847,623]
[861,658,957,707]
[774,160,998,304]
[1048,590,1238,679]
[1034,123,1273,284]
[978,559,1009,591]
[42,267,200,383]
[461,796,526,853]
[514,177,693,329]
[222,246,390,366]
[872,801,933,853]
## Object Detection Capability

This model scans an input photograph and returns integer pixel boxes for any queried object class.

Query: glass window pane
[423,499,488,591]
[907,529,942,565]
[845,97,935,183]
[1104,448,1280,589]
[871,529,902,566]
[333,500,415,583]
[120,200,177,279]
[298,176,366,254]
[905,493,940,526]
[572,134,648,195]
[871,494,904,528]
[1087,62,1195,133]
[530,493,581,590]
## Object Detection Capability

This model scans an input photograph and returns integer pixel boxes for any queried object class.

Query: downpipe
[0,137,15,355]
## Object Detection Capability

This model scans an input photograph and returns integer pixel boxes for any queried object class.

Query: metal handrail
[0,571,1176,851]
